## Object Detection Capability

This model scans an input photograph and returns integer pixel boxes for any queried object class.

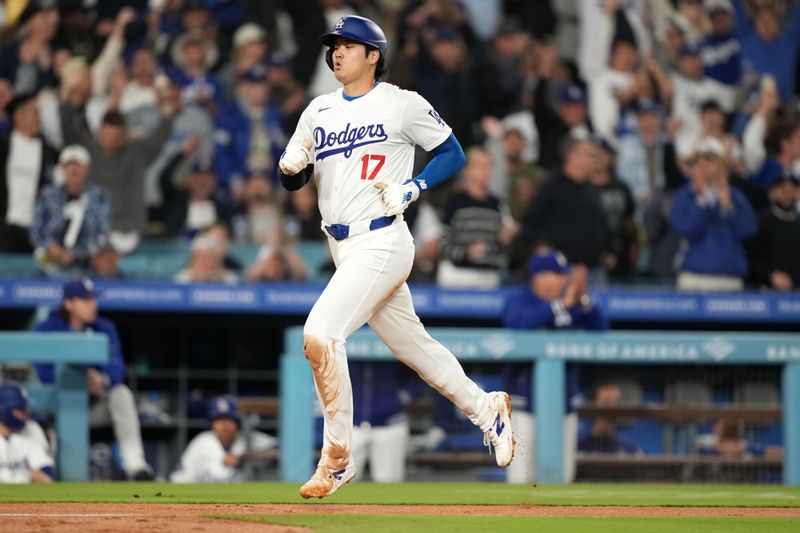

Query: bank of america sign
[544,341,709,362]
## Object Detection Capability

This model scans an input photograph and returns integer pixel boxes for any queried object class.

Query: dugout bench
[0,332,108,481]
[280,327,800,486]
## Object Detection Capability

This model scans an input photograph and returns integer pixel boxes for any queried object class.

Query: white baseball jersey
[286,82,452,226]
[170,430,276,483]
[18,420,52,457]
[0,431,53,483]
[670,73,735,148]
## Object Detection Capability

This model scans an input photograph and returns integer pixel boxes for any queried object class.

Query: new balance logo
[402,192,413,203]
[332,469,346,481]
[494,416,505,437]
[318,107,332,113]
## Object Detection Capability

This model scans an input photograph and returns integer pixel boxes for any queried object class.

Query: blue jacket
[503,289,609,331]
[212,100,285,190]
[34,311,126,386]
[669,184,758,277]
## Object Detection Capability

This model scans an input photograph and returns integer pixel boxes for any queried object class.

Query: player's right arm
[279,106,316,191]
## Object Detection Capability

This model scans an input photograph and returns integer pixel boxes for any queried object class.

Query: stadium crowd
[0,0,798,291]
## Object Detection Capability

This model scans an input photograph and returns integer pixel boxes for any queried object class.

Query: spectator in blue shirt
[33,277,154,481]
[168,32,223,114]
[213,66,285,200]
[670,137,758,291]
[733,0,800,102]
[503,250,609,331]
[700,0,741,90]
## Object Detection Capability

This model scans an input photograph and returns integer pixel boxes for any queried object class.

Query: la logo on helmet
[335,18,344,29]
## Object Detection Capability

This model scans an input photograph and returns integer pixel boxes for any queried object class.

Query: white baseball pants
[303,220,494,472]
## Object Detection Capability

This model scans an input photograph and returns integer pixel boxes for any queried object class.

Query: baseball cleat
[482,391,515,467]
[299,461,356,499]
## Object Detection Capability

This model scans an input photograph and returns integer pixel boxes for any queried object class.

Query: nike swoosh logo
[318,107,332,112]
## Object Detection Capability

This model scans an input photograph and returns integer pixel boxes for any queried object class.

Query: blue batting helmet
[208,395,240,422]
[320,16,387,72]
[0,384,29,431]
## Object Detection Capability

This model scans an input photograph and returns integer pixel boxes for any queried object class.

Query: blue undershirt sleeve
[406,133,466,192]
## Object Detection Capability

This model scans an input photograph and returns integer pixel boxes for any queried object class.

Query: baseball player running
[279,15,515,499]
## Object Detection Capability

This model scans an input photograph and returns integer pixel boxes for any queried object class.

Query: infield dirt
[1,503,799,532]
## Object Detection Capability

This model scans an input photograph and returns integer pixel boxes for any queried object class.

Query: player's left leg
[300,224,415,498]
[368,284,515,467]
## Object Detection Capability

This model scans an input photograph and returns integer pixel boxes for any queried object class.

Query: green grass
[2,482,799,507]
[5,483,799,533]
[218,515,800,533]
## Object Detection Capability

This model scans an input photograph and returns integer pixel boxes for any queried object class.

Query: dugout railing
[0,332,108,481]
[279,327,800,486]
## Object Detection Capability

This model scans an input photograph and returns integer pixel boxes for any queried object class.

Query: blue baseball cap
[208,395,241,422]
[765,168,800,189]
[528,251,570,276]
[558,84,586,104]
[62,277,99,300]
